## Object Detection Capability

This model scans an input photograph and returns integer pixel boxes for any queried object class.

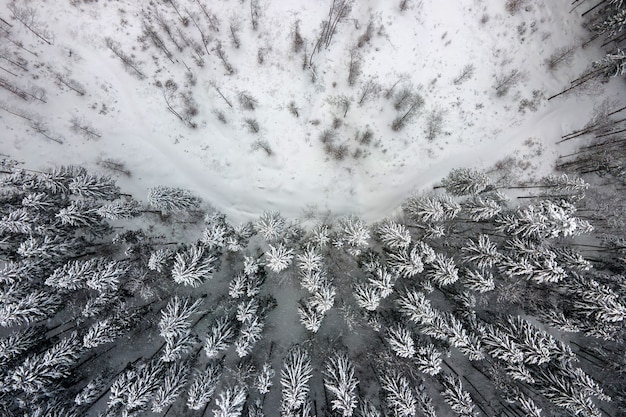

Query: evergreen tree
[213,384,247,417]
[255,362,275,395]
[265,243,294,273]
[147,186,201,213]
[441,374,478,417]
[323,351,359,417]
[69,173,120,200]
[440,168,490,196]
[379,370,416,417]
[377,220,411,250]
[255,211,286,242]
[186,362,223,410]
[171,245,216,287]
[280,346,313,416]
[204,316,235,358]
[151,360,191,413]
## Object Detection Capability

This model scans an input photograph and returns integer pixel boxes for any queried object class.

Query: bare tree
[185,9,211,55]
[195,0,220,32]
[494,69,525,97]
[293,21,304,53]
[310,0,353,65]
[546,46,576,71]
[214,41,234,75]
[7,2,52,45]
[250,0,261,31]
[453,64,475,85]
[391,93,424,131]
[348,48,362,86]
[229,18,241,49]
[54,72,86,96]
[244,118,260,133]
[70,115,101,140]
[425,108,445,141]
[239,92,258,110]
[358,79,381,105]
[105,37,145,78]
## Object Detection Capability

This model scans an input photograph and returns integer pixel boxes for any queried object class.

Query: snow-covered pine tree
[403,196,445,223]
[337,216,370,255]
[255,211,286,242]
[84,260,129,292]
[108,360,163,416]
[56,200,103,230]
[296,245,324,274]
[186,362,223,410]
[514,392,543,417]
[298,300,324,333]
[441,374,478,417]
[0,326,43,367]
[204,315,235,358]
[359,399,382,417]
[440,168,490,196]
[148,248,173,273]
[478,323,524,365]
[255,362,275,395]
[323,351,359,417]
[0,208,36,234]
[0,289,62,327]
[414,343,442,375]
[96,200,141,220]
[461,235,501,270]
[151,360,191,413]
[309,223,331,248]
[9,332,83,394]
[387,325,416,358]
[45,258,97,291]
[368,267,398,298]
[213,384,247,417]
[147,185,201,213]
[234,315,264,357]
[396,289,436,325]
[162,331,197,362]
[265,242,294,273]
[501,316,557,365]
[201,212,234,249]
[461,269,495,293]
[388,244,424,279]
[353,282,382,311]
[463,195,503,221]
[426,253,459,287]
[309,282,336,314]
[236,298,260,323]
[75,375,108,406]
[83,313,136,348]
[280,345,313,416]
[159,296,204,340]
[171,245,216,287]
[377,220,411,250]
[69,173,120,200]
[229,273,248,299]
[379,370,416,417]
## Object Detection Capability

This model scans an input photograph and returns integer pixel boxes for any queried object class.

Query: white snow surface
[0,0,620,223]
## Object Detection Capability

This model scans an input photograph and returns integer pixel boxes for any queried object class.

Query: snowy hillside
[1,0,621,222]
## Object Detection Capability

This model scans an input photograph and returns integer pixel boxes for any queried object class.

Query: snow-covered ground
[0,0,620,222]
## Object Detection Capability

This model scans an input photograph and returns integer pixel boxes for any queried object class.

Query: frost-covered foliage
[440,168,490,196]
[172,245,217,287]
[265,242,294,273]
[0,161,623,415]
[281,346,313,415]
[323,352,359,417]
[148,185,201,212]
